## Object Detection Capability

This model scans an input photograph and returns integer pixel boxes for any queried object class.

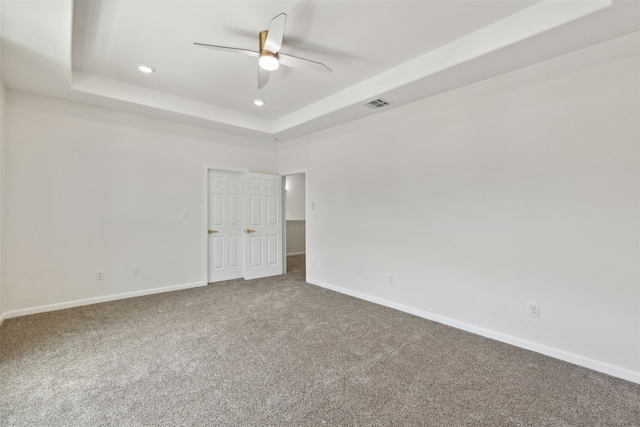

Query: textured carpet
[1,255,639,426]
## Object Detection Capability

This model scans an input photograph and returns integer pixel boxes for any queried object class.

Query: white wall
[0,77,5,322]
[279,33,640,382]
[286,221,306,255]
[3,92,278,314]
[285,174,306,220]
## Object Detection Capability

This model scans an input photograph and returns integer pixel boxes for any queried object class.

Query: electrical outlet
[388,275,395,285]
[528,303,539,318]
[95,270,104,280]
[132,266,140,275]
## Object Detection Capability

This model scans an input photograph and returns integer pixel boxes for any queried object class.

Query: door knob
[208,230,218,234]
[244,229,256,233]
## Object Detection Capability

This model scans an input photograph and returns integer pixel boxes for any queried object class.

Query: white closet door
[207,170,243,282]
[243,172,283,280]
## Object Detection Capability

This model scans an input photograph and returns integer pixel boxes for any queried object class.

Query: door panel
[229,236,239,268]
[250,235,262,267]
[267,196,278,225]
[250,195,262,225]
[212,236,223,269]
[244,172,283,279]
[229,194,240,225]
[267,235,278,264]
[208,170,244,282]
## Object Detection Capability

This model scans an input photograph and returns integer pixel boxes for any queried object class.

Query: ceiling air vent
[364,98,391,109]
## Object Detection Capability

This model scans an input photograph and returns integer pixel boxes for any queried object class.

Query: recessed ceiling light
[254,100,265,106]
[137,65,155,74]
[269,137,279,141]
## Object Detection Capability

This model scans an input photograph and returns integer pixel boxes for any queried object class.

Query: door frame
[203,166,248,284]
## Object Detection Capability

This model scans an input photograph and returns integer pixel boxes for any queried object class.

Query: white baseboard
[307,278,640,385]
[0,311,6,328]
[2,281,207,320]
[287,252,306,256]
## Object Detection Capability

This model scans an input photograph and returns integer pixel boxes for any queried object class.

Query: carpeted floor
[1,255,639,426]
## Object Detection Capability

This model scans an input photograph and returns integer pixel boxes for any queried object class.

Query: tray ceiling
[1,0,639,141]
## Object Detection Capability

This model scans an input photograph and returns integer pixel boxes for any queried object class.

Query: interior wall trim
[307,278,640,385]
[1,281,206,320]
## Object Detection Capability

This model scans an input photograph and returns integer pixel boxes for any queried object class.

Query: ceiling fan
[194,13,332,89]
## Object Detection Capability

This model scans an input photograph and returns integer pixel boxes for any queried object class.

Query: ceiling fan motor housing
[259,30,279,70]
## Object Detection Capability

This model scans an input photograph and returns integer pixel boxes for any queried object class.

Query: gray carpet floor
[1,255,639,426]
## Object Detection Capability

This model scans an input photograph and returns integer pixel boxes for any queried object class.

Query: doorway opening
[284,173,306,276]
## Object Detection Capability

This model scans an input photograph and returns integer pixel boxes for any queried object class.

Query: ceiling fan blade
[194,43,259,58]
[263,13,287,53]
[278,53,332,73]
[258,67,270,89]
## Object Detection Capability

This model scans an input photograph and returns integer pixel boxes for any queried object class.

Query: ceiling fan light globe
[259,54,279,71]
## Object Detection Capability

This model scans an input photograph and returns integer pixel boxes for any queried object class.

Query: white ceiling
[1,0,639,141]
